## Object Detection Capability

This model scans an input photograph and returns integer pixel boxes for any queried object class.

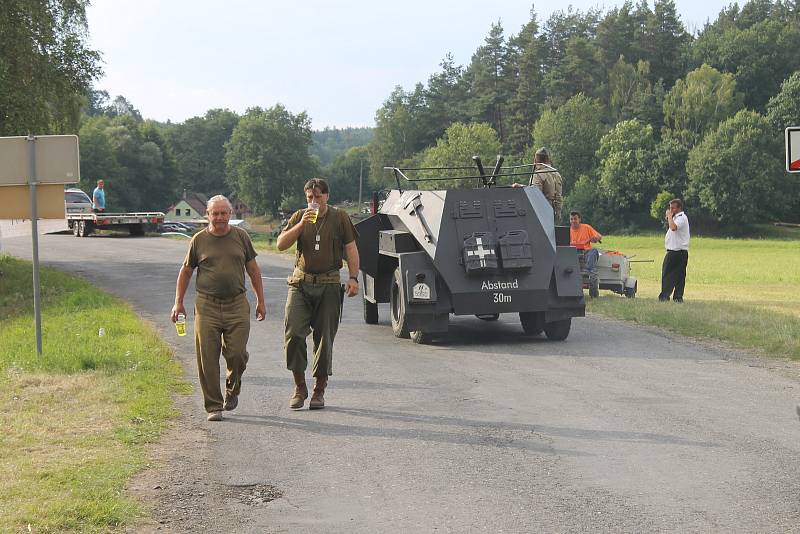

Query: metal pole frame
[27,135,43,355]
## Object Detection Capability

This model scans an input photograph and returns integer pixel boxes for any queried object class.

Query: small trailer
[67,212,165,237]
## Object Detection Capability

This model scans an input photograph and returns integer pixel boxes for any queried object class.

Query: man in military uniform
[530,147,563,223]
[512,147,563,223]
[171,195,266,422]
[277,178,360,410]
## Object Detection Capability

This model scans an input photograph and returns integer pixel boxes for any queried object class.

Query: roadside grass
[587,232,800,360]
[0,255,187,532]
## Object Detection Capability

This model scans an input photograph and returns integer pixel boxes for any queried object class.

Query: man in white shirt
[658,198,690,303]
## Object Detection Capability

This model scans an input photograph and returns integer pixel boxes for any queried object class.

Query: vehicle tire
[363,295,378,324]
[73,221,80,237]
[476,313,500,321]
[519,311,544,336]
[129,224,144,236]
[544,318,571,341]
[624,281,637,299]
[410,330,430,344]
[390,267,410,338]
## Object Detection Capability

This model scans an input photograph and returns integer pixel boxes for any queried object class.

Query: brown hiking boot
[289,371,308,409]
[289,384,308,409]
[309,377,327,410]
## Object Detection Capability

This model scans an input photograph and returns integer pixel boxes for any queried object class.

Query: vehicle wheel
[589,275,600,298]
[476,313,500,321]
[519,311,544,336]
[410,330,430,344]
[624,281,637,299]
[129,224,144,236]
[544,318,571,341]
[363,295,378,324]
[73,221,80,237]
[77,220,88,237]
[390,267,409,338]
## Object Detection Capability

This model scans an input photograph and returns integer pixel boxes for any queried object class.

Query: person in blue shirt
[92,179,106,213]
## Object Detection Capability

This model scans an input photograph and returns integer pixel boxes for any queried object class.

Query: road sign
[0,135,80,356]
[0,184,66,219]
[786,127,800,173]
[0,134,80,185]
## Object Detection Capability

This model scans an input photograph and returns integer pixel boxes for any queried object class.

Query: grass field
[587,231,800,360]
[0,255,187,532]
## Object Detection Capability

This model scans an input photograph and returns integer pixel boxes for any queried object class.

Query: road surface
[4,232,800,533]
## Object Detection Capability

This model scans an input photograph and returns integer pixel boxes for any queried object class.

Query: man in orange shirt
[569,211,602,292]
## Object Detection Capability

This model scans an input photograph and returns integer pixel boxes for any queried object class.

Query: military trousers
[194,292,250,412]
[284,282,343,377]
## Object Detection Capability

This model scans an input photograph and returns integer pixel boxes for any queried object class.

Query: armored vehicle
[355,157,585,344]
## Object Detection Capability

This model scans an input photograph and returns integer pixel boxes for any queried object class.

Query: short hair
[206,195,233,212]
[304,178,329,194]
[569,211,581,219]
[97,179,104,184]
[534,147,551,164]
[669,198,683,210]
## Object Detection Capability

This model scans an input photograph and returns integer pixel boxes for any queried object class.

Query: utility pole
[358,159,364,208]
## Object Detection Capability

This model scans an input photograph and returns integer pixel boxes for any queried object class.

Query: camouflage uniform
[530,163,563,224]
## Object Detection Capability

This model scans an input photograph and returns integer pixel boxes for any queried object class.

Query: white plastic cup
[308,202,320,224]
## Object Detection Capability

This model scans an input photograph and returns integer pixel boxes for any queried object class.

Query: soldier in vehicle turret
[512,147,563,224]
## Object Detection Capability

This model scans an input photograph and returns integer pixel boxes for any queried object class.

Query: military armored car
[355,157,585,344]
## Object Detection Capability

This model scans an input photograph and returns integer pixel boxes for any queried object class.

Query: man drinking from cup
[277,178,360,410]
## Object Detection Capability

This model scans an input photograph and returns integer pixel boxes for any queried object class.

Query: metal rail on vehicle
[384,156,559,192]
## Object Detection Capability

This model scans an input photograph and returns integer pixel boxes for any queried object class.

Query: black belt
[667,249,688,253]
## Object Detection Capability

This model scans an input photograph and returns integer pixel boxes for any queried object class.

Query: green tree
[368,86,430,186]
[641,0,691,88]
[505,12,545,155]
[165,108,239,196]
[530,94,607,194]
[766,71,800,131]
[422,54,470,145]
[326,146,370,203]
[608,57,662,126]
[78,116,121,195]
[596,119,658,222]
[0,0,101,135]
[543,36,606,106]
[651,133,690,200]
[225,105,317,216]
[418,122,502,189]
[310,126,374,167]
[691,16,800,111]
[596,2,643,69]
[464,22,513,143]
[686,110,784,226]
[663,64,744,146]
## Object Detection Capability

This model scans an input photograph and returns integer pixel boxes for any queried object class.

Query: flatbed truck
[67,212,165,237]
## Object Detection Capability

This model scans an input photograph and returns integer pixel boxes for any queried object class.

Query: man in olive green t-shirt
[277,178,359,410]
[171,195,266,422]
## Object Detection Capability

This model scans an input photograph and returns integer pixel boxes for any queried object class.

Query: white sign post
[786,127,800,173]
[0,135,80,355]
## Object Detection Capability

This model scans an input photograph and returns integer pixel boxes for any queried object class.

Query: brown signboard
[0,135,80,185]
[0,184,66,219]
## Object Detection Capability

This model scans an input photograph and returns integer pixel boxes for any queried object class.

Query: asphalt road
[5,232,800,533]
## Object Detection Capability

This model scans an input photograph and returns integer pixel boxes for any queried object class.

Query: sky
[86,0,734,130]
